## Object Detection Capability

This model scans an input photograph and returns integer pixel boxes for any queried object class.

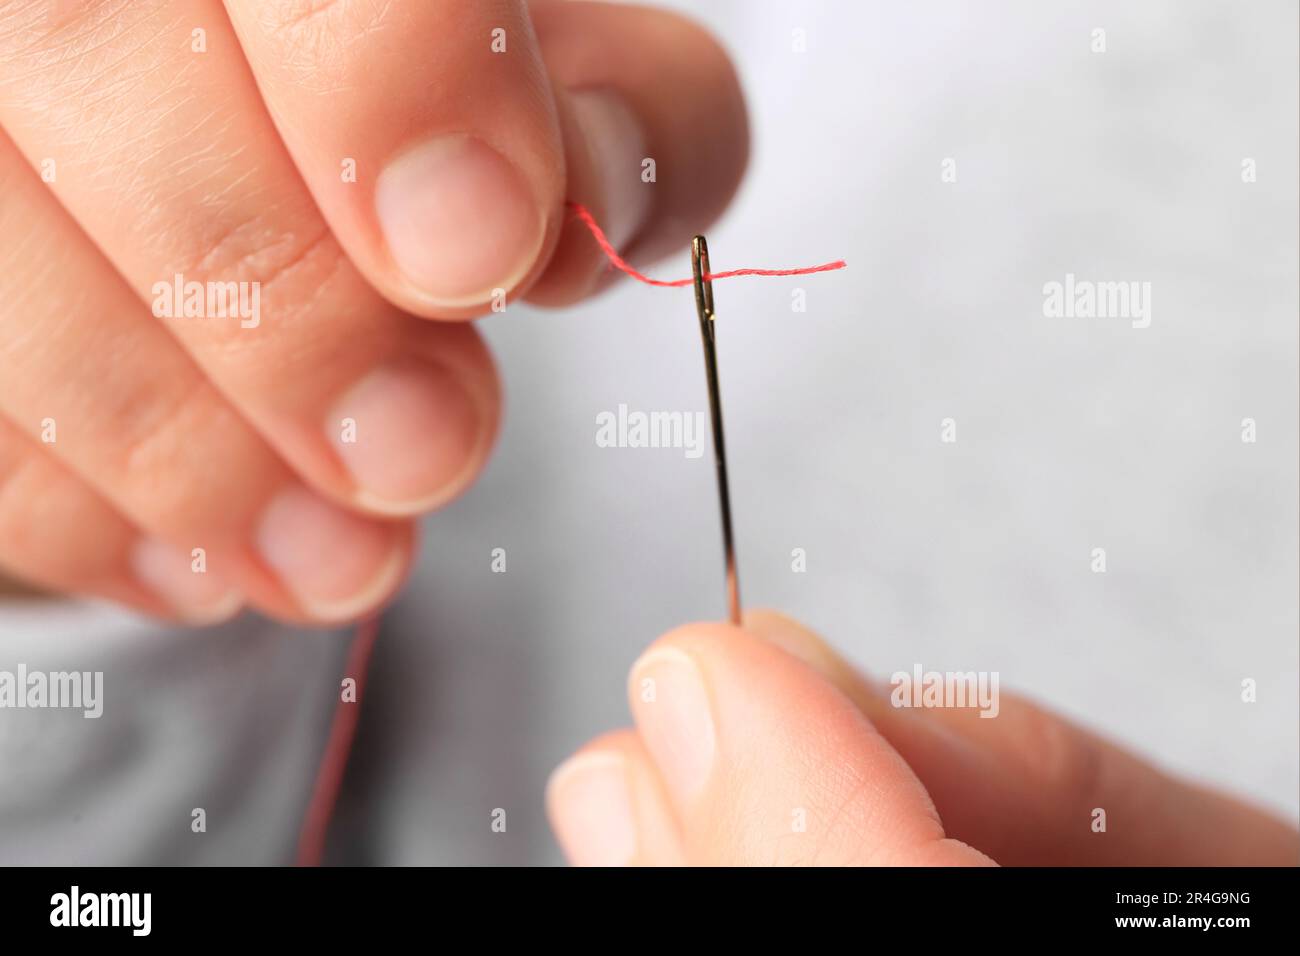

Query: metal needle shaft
[690,235,741,626]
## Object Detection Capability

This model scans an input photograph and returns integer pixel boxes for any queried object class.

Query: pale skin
[547,612,1300,866]
[0,0,747,624]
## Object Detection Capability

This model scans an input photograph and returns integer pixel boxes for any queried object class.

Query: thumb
[550,619,993,866]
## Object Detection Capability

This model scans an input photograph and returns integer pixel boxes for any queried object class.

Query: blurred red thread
[297,615,381,867]
[565,200,846,288]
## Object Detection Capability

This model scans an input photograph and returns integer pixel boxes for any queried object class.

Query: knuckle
[195,217,338,298]
[256,0,394,92]
[183,215,344,348]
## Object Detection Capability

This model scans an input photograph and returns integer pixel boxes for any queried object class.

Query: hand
[0,1,747,625]
[547,611,1299,865]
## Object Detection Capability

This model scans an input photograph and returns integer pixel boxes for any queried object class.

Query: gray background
[1,0,1296,865]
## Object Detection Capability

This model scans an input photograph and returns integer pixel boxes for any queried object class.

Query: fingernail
[328,358,486,513]
[546,751,637,867]
[567,89,650,251]
[255,486,406,620]
[376,135,545,307]
[130,539,242,624]
[628,647,715,803]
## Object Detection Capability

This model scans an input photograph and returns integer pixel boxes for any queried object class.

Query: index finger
[745,611,1300,866]
[224,0,564,316]
[224,0,750,316]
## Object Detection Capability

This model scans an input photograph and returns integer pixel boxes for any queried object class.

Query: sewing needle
[691,235,742,626]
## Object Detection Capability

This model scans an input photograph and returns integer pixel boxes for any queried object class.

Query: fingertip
[546,729,685,867]
[328,360,497,517]
[251,490,418,626]
[375,134,552,315]
[629,613,947,864]
[547,746,637,867]
[128,537,245,625]
[625,619,751,720]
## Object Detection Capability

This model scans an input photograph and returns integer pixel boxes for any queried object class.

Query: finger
[627,621,993,866]
[745,610,1300,866]
[0,1,499,517]
[226,0,748,314]
[0,134,411,625]
[546,729,686,867]
[224,0,563,316]
[0,417,241,623]
[525,0,750,306]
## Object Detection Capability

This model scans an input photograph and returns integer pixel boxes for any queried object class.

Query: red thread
[296,615,380,866]
[566,200,846,288]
